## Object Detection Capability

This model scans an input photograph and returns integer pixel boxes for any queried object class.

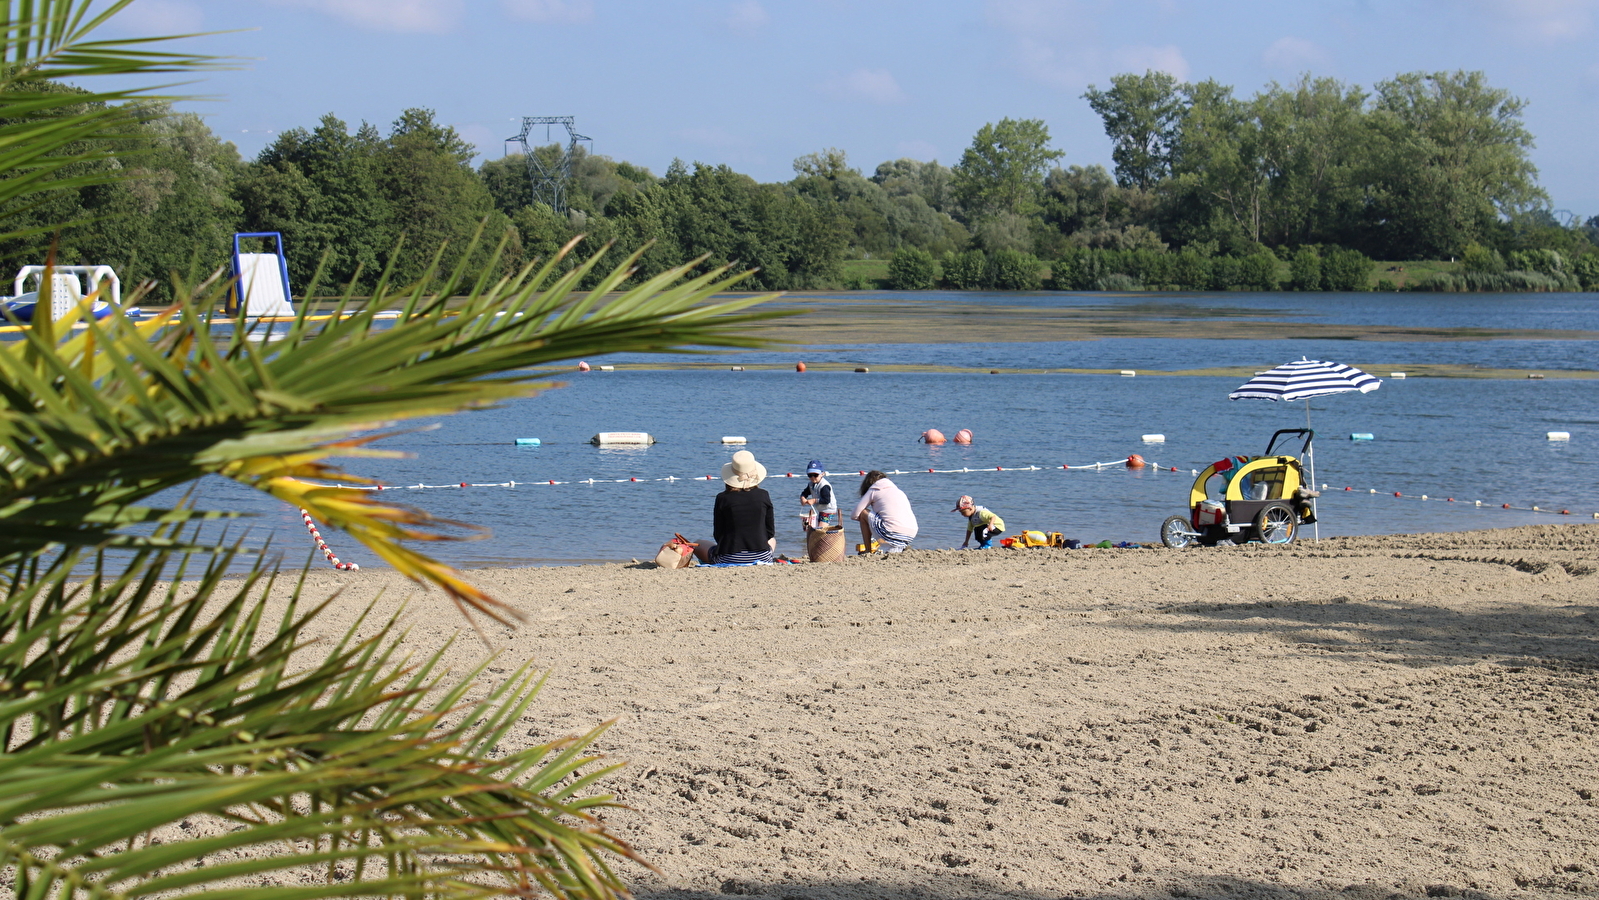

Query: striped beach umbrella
[1230,358,1380,542]
[1229,358,1382,403]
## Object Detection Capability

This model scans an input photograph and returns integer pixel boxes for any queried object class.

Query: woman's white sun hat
[721,449,768,488]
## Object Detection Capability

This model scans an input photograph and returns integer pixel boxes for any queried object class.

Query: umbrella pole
[1306,398,1319,542]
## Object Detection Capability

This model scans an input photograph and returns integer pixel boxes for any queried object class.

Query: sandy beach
[280,523,1599,899]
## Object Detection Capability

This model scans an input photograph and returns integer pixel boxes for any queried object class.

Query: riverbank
[273,523,1599,899]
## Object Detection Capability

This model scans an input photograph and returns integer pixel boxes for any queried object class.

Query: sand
[279,523,1599,899]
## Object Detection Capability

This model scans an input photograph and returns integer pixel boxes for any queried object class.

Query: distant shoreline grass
[837,257,1479,291]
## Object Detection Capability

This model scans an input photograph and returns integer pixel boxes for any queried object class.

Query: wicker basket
[806,526,846,563]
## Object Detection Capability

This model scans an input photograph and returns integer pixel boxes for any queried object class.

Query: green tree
[1083,70,1184,190]
[1251,76,1369,246]
[887,245,936,289]
[951,118,1063,219]
[1168,80,1267,247]
[375,107,505,287]
[1366,71,1545,258]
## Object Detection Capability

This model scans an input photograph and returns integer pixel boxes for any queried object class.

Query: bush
[987,248,1042,290]
[1375,278,1399,292]
[1208,255,1242,291]
[1237,252,1279,291]
[941,249,988,289]
[1460,242,1506,274]
[1170,250,1212,291]
[1573,252,1599,290]
[886,246,936,290]
[1321,248,1374,291]
[1288,247,1322,291]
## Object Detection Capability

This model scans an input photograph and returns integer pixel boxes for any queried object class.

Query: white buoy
[599,365,615,371]
[1528,373,1545,380]
[1120,370,1136,377]
[1548,431,1571,441]
[721,436,747,444]
[730,366,744,371]
[1141,434,1165,443]
[1390,372,1406,379]
[591,432,654,446]
[514,438,540,446]
[1350,433,1374,441]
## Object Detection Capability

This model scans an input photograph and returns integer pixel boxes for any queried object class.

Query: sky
[103,0,1599,218]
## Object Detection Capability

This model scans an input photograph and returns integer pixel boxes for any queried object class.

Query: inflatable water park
[1,231,299,332]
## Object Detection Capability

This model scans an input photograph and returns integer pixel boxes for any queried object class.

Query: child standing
[954,495,1005,549]
[799,459,838,527]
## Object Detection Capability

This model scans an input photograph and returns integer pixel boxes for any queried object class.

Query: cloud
[1262,36,1332,72]
[727,0,770,35]
[984,0,1188,88]
[503,0,594,25]
[1468,0,1599,41]
[265,0,465,34]
[820,68,907,104]
[108,0,204,33]
[1112,45,1190,81]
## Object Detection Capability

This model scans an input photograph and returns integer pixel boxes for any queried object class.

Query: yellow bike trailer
[1161,429,1320,548]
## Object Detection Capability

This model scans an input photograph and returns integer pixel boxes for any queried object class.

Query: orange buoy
[577,361,590,372]
[796,361,807,372]
[922,429,946,444]
[954,429,973,444]
[1126,454,1145,469]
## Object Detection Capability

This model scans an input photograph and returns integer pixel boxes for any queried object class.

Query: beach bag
[806,525,845,563]
[656,533,696,569]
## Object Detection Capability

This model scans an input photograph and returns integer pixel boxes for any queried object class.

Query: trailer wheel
[1254,503,1297,544]
[1161,515,1201,549]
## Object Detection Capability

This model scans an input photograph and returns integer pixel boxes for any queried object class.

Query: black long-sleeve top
[713,487,775,553]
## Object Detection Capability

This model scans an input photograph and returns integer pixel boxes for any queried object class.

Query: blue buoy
[1350,433,1374,441]
[515,438,541,446]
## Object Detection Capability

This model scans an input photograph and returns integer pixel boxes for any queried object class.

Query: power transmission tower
[506,116,591,213]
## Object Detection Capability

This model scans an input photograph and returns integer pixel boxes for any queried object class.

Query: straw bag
[806,525,845,563]
[656,533,696,569]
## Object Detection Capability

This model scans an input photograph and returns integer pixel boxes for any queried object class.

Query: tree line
[5,69,1597,296]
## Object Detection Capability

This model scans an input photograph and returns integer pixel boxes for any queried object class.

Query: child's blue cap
[805,459,825,474]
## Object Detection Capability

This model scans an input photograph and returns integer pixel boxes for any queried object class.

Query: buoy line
[290,455,1597,568]
[301,509,358,571]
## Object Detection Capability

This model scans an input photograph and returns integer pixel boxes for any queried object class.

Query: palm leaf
[0,238,792,623]
[0,539,641,899]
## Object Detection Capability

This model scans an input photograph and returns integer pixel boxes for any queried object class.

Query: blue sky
[108,0,1599,217]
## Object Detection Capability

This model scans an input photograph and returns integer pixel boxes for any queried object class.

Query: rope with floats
[301,509,358,571]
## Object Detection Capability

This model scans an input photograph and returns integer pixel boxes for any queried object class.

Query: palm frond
[0,0,228,238]
[0,238,794,622]
[0,538,640,899]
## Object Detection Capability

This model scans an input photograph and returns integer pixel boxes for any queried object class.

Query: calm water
[182,290,1599,568]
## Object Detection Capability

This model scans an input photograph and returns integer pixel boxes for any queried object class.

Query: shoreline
[247,523,1599,899]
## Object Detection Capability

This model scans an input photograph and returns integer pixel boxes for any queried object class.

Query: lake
[181,290,1599,568]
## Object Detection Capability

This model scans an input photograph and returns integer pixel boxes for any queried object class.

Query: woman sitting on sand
[852,470,918,554]
[691,450,777,565]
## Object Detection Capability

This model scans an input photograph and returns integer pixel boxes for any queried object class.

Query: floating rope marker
[301,509,357,571]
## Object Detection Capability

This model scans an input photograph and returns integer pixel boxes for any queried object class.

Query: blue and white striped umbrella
[1229,358,1382,403]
